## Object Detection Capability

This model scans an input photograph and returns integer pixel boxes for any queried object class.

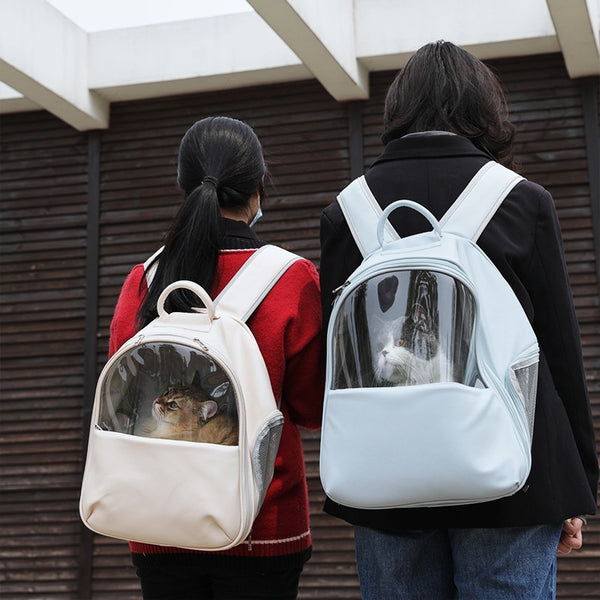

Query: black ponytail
[137,116,266,327]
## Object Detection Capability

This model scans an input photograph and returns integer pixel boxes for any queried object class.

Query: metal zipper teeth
[107,332,255,545]
[340,257,475,300]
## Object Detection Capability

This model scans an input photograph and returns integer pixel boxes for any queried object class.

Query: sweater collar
[371,133,492,167]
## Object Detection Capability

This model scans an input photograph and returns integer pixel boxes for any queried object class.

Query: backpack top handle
[377,200,442,248]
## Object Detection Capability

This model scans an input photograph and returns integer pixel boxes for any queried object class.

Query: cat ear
[190,370,203,388]
[196,400,218,422]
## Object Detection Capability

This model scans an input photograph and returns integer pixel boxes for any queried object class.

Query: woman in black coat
[319,41,598,600]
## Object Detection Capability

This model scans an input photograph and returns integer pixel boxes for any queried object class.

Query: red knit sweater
[108,248,325,558]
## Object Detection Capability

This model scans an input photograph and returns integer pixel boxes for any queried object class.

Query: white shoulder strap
[439,162,524,241]
[215,245,300,322]
[144,245,299,322]
[144,246,164,287]
[337,176,399,258]
[337,162,524,253]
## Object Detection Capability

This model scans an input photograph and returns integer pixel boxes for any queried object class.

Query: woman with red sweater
[108,116,325,599]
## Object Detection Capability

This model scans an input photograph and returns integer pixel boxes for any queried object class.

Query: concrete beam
[248,0,368,101]
[0,82,40,113]
[87,12,310,102]
[547,0,600,77]
[0,0,109,130]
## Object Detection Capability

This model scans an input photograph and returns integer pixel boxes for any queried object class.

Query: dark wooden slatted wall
[91,79,357,599]
[363,54,600,598]
[0,113,89,598]
[1,52,597,600]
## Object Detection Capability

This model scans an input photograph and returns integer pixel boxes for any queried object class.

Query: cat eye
[168,401,180,409]
[395,339,404,347]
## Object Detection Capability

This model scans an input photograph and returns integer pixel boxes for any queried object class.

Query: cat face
[376,330,405,382]
[152,387,218,427]
[375,324,444,386]
[375,320,416,383]
[148,378,238,445]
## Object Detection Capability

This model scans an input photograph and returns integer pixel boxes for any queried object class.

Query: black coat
[319,133,598,529]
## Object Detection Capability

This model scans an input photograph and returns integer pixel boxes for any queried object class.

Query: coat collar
[220,217,259,240]
[220,217,264,249]
[370,133,492,167]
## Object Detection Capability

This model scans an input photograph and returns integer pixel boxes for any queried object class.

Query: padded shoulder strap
[336,163,524,254]
[439,162,524,241]
[214,245,300,322]
[337,176,399,258]
[143,245,299,322]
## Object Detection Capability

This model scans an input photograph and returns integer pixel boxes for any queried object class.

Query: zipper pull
[193,338,209,352]
[332,281,350,297]
[331,281,350,306]
[247,533,252,551]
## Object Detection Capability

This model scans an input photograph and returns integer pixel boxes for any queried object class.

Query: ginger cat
[148,381,238,445]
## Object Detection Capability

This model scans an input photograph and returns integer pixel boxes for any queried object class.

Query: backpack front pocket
[80,430,248,550]
[320,384,530,509]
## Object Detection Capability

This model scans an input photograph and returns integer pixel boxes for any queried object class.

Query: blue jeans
[354,523,563,600]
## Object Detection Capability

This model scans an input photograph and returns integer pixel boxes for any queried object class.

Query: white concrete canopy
[1,0,598,131]
[0,0,109,129]
[87,12,309,103]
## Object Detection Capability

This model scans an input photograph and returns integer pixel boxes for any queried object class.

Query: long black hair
[382,41,515,167]
[137,116,266,327]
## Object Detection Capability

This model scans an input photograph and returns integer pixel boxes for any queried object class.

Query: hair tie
[201,175,219,189]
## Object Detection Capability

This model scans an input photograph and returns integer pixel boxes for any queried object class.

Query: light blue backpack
[320,162,539,509]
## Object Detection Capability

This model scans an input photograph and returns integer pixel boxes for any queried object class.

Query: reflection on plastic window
[332,270,478,389]
[97,343,239,445]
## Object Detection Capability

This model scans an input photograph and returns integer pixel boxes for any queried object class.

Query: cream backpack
[80,245,299,550]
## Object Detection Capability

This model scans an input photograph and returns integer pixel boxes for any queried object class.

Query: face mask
[249,203,262,228]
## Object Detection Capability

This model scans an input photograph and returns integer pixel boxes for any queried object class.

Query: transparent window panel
[332,270,477,389]
[97,342,238,445]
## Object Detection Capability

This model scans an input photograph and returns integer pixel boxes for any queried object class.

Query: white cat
[374,270,452,386]
[375,323,446,386]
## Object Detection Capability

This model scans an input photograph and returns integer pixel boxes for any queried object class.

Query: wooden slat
[0,111,88,598]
